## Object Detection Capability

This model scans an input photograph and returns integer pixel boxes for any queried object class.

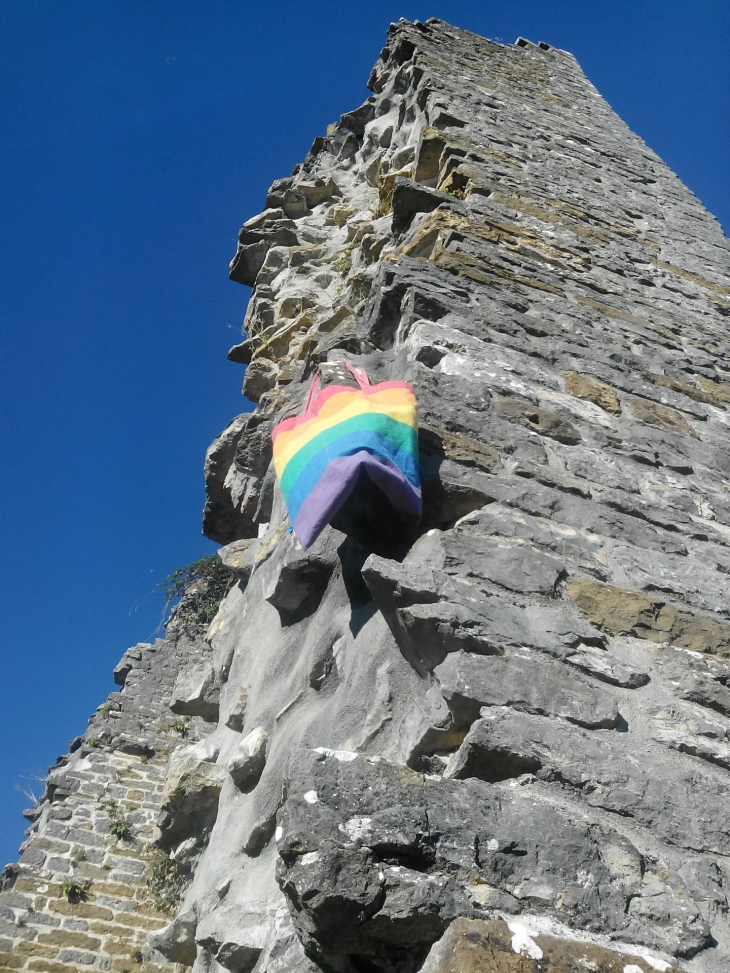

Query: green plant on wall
[143,848,190,915]
[333,238,358,274]
[61,878,91,903]
[106,798,134,842]
[158,554,235,634]
[172,719,188,737]
[109,820,134,841]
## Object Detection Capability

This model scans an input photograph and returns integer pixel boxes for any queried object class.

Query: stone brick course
[0,594,219,971]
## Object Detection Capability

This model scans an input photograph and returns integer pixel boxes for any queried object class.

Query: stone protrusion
[446,708,730,856]
[228,726,269,791]
[224,685,249,732]
[169,661,220,721]
[148,909,198,965]
[158,750,225,849]
[276,749,710,964]
[434,650,620,729]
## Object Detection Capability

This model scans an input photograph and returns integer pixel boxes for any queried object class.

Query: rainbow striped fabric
[272,362,421,549]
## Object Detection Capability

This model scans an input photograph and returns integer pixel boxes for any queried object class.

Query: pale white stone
[339,817,372,841]
[314,746,358,762]
[506,921,544,960]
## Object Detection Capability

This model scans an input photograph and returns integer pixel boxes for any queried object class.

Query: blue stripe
[284,428,420,524]
[280,413,417,497]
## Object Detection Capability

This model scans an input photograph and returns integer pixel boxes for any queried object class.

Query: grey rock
[227,340,254,365]
[228,727,269,791]
[251,906,320,973]
[362,548,648,691]
[170,662,220,721]
[217,539,259,579]
[196,907,270,973]
[158,752,225,849]
[651,704,730,771]
[656,652,730,719]
[391,180,454,236]
[434,650,620,729]
[678,858,728,918]
[275,749,709,964]
[447,708,730,855]
[203,414,254,544]
[229,212,299,286]
[148,909,198,965]
[262,533,336,617]
[243,359,279,403]
[112,642,147,687]
[224,686,249,732]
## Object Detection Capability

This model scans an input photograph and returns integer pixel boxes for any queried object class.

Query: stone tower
[3,17,730,973]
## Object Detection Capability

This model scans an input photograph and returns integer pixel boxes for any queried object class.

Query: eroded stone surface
[446,707,730,855]
[274,750,709,968]
[4,16,730,973]
[168,17,730,968]
[421,917,680,973]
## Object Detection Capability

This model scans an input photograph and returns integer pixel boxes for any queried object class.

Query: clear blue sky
[1,1,728,867]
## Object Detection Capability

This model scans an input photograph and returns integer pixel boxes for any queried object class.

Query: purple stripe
[292,451,422,549]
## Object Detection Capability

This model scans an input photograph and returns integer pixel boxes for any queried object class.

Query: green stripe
[279,412,417,497]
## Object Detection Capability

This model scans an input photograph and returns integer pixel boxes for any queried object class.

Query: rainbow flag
[272,364,421,549]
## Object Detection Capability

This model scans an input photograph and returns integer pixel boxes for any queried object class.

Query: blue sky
[0,1,728,867]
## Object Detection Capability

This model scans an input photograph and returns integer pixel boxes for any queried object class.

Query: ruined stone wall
[3,17,730,973]
[0,591,224,973]
[193,18,730,973]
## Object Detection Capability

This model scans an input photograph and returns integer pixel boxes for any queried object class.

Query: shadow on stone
[338,538,378,637]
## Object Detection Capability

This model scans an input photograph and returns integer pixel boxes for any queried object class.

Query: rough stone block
[447,708,730,855]
[228,727,269,791]
[568,577,730,658]
[224,686,249,732]
[147,910,197,965]
[169,662,220,721]
[564,371,621,413]
[435,650,619,729]
[420,917,679,973]
[276,749,708,964]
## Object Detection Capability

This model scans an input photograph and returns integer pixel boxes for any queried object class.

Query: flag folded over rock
[272,360,421,549]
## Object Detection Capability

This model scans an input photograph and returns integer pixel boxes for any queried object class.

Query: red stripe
[271,382,416,440]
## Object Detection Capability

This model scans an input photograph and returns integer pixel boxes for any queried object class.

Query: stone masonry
[0,588,224,973]
[3,17,730,973]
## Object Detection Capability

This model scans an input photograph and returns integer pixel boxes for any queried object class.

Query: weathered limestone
[187,16,729,972]
[3,16,730,973]
[227,728,268,791]
[420,917,682,973]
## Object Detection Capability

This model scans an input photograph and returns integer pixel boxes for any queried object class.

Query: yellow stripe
[274,388,415,462]
[274,396,417,475]
[273,388,417,474]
